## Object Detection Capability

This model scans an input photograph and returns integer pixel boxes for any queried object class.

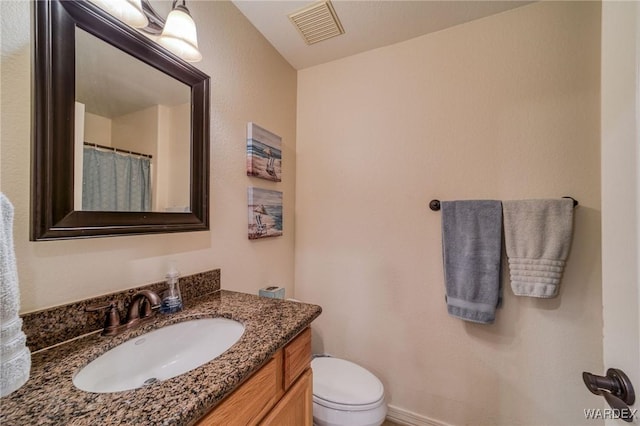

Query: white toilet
[311,356,387,426]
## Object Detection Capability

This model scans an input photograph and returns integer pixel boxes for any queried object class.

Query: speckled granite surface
[1,290,322,425]
[22,270,221,352]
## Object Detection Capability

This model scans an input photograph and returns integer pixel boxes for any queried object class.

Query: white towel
[1,193,31,397]
[502,199,574,298]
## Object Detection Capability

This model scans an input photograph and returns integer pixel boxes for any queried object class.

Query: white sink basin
[73,317,245,393]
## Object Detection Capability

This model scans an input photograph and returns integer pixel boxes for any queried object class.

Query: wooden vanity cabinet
[197,328,312,426]
[259,369,312,425]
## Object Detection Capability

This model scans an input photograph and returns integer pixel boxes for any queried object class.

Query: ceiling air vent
[288,1,345,45]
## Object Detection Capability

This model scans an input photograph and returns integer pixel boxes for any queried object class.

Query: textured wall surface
[0,0,297,311]
[295,2,602,425]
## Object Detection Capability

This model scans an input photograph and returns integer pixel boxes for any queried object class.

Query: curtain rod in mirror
[84,142,153,159]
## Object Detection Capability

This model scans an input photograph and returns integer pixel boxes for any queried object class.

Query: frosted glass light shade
[89,0,149,28]
[157,6,202,62]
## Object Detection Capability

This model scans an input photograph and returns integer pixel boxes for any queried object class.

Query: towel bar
[429,197,579,211]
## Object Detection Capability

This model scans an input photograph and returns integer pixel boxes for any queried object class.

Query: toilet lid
[312,357,384,406]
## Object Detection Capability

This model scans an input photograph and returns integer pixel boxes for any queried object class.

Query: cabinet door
[283,328,312,390]
[259,369,313,426]
[197,354,281,426]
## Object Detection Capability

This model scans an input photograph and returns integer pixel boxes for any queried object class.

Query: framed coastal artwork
[248,187,283,239]
[247,122,282,182]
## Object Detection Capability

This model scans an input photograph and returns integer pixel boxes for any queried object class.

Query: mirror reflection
[74,27,191,213]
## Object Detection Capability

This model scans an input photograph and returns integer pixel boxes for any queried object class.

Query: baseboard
[386,404,454,426]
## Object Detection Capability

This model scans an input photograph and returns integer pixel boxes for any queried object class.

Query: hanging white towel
[1,193,31,397]
[502,198,574,298]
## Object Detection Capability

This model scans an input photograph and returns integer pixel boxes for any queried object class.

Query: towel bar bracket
[562,196,579,208]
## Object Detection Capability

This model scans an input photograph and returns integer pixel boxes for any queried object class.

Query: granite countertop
[1,290,322,425]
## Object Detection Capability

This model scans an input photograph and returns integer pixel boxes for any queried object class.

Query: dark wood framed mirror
[31,0,210,240]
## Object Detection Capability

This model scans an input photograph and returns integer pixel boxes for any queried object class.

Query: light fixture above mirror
[155,1,202,62]
[141,0,202,63]
[89,0,149,28]
[90,0,202,62]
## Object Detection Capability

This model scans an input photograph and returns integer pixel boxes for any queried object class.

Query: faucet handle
[86,302,121,334]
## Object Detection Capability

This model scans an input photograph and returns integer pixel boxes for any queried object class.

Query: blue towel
[441,200,503,324]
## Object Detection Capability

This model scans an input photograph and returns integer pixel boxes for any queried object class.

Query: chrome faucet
[86,290,161,336]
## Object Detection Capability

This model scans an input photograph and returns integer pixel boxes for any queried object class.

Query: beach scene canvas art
[247,122,282,182]
[248,187,283,239]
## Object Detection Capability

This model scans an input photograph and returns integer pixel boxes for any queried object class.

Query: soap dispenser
[160,264,183,314]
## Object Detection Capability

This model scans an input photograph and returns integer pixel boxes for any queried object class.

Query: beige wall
[0,0,297,311]
[112,105,158,156]
[74,102,86,211]
[296,2,602,425]
[84,111,112,146]
[167,102,191,210]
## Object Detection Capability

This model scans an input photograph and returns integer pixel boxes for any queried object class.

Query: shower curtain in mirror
[82,147,151,212]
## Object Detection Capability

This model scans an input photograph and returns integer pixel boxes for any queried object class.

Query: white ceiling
[232,0,534,70]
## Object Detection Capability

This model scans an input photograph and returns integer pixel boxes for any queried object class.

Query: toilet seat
[313,394,385,412]
[312,357,385,410]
